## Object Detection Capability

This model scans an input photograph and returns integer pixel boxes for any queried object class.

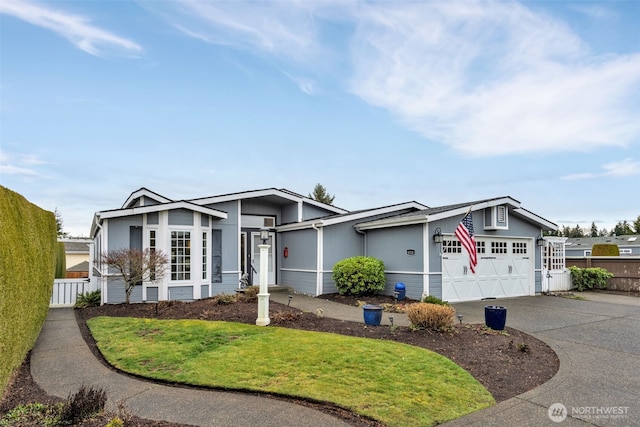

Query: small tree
[309,183,335,205]
[102,248,169,304]
[55,208,69,238]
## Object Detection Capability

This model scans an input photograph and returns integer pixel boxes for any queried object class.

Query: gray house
[565,235,640,257]
[90,189,557,304]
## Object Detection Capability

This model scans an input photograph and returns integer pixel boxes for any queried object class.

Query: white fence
[542,270,573,292]
[51,278,99,307]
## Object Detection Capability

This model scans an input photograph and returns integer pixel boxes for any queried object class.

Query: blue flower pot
[363,304,383,326]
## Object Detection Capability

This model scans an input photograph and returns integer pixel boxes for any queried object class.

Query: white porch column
[256,243,270,326]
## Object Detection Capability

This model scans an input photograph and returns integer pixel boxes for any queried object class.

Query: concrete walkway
[31,291,640,426]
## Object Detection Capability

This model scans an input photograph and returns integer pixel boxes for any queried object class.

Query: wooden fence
[51,278,99,307]
[566,257,640,292]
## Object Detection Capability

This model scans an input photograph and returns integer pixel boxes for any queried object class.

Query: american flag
[455,210,477,273]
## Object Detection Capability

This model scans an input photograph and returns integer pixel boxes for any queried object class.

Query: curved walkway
[31,292,640,426]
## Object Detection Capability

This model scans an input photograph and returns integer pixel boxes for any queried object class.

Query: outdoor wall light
[433,228,443,244]
[260,227,270,244]
[537,235,545,247]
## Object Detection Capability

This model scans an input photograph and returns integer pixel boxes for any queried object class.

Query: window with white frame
[171,231,191,281]
[149,230,157,280]
[202,231,208,280]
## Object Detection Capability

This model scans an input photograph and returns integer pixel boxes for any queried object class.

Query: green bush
[75,290,101,308]
[591,244,620,256]
[55,241,66,278]
[569,266,613,291]
[421,295,449,306]
[332,256,386,296]
[0,186,57,397]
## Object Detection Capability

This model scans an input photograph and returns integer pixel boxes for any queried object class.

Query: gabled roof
[355,196,556,231]
[188,187,348,215]
[277,201,428,231]
[91,200,227,237]
[121,187,173,209]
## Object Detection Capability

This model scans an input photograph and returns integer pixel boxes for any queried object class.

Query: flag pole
[465,206,473,217]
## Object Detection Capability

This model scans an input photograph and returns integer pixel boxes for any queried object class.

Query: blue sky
[1,0,639,237]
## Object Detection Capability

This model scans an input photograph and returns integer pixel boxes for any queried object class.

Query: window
[211,229,222,283]
[497,206,506,223]
[202,232,208,280]
[476,241,486,254]
[171,231,191,281]
[149,230,157,280]
[443,240,462,253]
[512,242,527,254]
[491,241,508,254]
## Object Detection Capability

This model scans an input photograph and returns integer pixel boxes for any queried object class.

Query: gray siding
[168,209,194,226]
[429,275,443,300]
[212,273,242,294]
[384,273,424,300]
[281,204,299,224]
[302,204,334,220]
[201,214,209,227]
[280,270,317,295]
[147,212,159,225]
[323,223,365,270]
[241,200,281,217]
[106,277,142,303]
[107,216,143,250]
[142,196,162,206]
[204,201,241,278]
[201,284,210,298]
[168,286,193,301]
[366,225,424,272]
[280,229,318,271]
[146,286,159,301]
[322,274,338,295]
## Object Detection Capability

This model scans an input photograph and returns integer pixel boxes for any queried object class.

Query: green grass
[88,317,494,426]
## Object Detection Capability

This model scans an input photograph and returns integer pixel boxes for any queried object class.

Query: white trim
[237,200,242,284]
[98,201,227,221]
[280,268,317,273]
[385,270,425,275]
[190,188,348,215]
[423,223,430,297]
[314,224,324,296]
[121,188,172,209]
[278,202,426,232]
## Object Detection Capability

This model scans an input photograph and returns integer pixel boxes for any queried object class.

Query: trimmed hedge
[332,256,386,296]
[591,244,620,256]
[568,266,613,291]
[55,241,66,278]
[0,186,57,396]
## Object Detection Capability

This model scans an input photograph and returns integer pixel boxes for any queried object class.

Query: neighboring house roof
[67,261,89,272]
[276,201,428,231]
[565,235,640,252]
[188,187,348,215]
[60,239,91,253]
[355,196,556,231]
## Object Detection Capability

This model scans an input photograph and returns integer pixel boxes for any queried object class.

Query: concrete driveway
[442,293,640,426]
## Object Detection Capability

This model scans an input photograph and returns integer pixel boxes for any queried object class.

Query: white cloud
[348,1,640,156]
[142,1,640,156]
[561,158,640,180]
[0,0,142,56]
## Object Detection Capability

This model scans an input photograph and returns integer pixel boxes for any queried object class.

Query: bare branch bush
[102,248,169,304]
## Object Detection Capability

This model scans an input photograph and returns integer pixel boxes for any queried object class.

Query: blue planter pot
[485,305,507,330]
[363,304,383,326]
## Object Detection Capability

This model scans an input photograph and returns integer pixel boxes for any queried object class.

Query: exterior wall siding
[107,216,143,250]
[168,286,194,301]
[280,229,318,271]
[280,270,317,295]
[323,223,365,270]
[281,204,299,224]
[384,273,424,300]
[168,209,194,226]
[146,286,159,301]
[201,284,210,298]
[366,225,423,272]
[302,204,334,220]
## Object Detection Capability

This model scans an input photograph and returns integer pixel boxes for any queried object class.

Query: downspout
[312,222,323,296]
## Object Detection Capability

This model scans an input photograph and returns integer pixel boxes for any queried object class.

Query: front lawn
[88,317,494,426]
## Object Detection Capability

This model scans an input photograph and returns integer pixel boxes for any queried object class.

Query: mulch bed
[1,294,559,426]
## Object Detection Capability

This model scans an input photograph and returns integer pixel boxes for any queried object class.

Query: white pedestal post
[256,243,270,326]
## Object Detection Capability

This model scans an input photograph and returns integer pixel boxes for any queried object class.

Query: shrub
[55,241,66,279]
[406,303,455,330]
[59,385,107,424]
[0,186,57,396]
[332,256,386,296]
[421,295,449,306]
[569,266,613,291]
[75,289,101,308]
[213,293,237,305]
[238,285,259,301]
[591,244,620,256]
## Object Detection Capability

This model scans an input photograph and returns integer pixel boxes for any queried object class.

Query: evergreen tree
[309,183,335,205]
[633,215,640,234]
[590,222,599,237]
[55,208,69,238]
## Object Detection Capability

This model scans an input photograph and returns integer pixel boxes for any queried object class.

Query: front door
[251,232,276,285]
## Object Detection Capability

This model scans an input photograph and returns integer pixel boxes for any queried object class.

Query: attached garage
[442,236,535,302]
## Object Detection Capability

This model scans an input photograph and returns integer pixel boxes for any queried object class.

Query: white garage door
[442,237,534,302]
